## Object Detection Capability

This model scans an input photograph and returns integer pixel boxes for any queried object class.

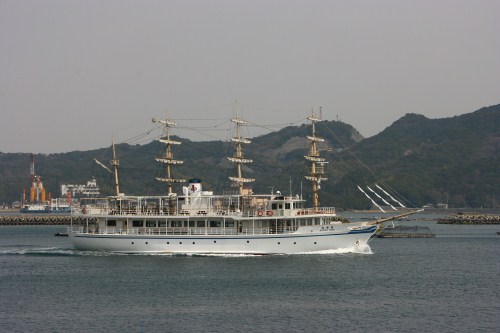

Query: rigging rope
[321,124,417,208]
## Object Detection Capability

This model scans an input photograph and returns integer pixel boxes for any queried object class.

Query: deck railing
[68,226,299,236]
[76,206,336,218]
[295,207,336,215]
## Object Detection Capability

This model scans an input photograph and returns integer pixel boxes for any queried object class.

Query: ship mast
[304,109,328,209]
[228,115,254,196]
[153,118,186,195]
[111,139,121,196]
[93,139,121,196]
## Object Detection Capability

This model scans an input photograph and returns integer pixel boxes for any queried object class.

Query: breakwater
[0,215,96,225]
[438,213,500,224]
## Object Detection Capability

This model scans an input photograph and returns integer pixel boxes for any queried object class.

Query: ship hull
[20,205,49,213]
[68,226,376,254]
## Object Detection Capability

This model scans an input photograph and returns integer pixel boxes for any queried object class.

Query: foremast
[153,118,186,195]
[304,109,328,210]
[228,116,255,196]
[93,140,120,196]
[111,139,121,196]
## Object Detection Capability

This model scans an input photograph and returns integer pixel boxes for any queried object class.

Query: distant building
[61,178,100,197]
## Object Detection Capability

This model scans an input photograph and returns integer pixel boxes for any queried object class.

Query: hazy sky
[1,0,499,153]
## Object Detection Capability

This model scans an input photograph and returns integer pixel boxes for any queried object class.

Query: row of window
[107,220,236,228]
[107,218,320,228]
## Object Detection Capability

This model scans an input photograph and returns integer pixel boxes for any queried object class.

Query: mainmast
[304,109,328,209]
[153,118,186,195]
[228,115,254,196]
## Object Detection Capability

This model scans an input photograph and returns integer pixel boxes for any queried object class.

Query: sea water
[0,215,499,333]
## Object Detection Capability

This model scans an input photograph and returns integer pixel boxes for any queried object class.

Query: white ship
[68,112,416,254]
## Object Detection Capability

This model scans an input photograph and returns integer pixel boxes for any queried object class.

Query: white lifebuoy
[257,210,263,216]
[266,210,273,216]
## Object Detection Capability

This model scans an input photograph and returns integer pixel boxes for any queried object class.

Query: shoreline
[344,208,500,215]
[1,208,499,226]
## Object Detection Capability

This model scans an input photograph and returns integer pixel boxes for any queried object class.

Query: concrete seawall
[438,213,500,224]
[0,215,96,225]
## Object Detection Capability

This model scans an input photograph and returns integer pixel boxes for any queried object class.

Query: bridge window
[146,221,156,227]
[158,221,167,227]
[210,221,221,227]
[197,221,205,227]
[285,203,290,209]
[132,220,143,227]
[171,221,182,227]
[107,220,116,227]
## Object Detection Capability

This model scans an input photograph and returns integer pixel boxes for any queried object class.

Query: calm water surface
[1,215,499,333]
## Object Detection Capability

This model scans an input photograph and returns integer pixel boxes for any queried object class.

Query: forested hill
[1,104,498,209]
[0,119,362,206]
[324,104,500,208]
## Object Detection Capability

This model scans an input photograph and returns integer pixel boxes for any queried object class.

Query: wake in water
[136,245,374,257]
[0,244,373,257]
[0,247,119,257]
[295,243,373,255]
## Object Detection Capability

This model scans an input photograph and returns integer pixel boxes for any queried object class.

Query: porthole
[278,242,280,245]
[180,242,182,244]
[192,242,195,244]
[314,242,317,245]
[145,242,148,245]
[214,240,217,243]
[131,242,134,245]
[167,242,170,244]
[294,242,296,245]
[247,240,249,243]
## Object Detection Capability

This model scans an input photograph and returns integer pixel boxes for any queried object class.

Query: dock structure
[377,225,435,238]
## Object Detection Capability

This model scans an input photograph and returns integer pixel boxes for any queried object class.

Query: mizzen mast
[228,115,255,195]
[153,118,186,195]
[304,109,328,209]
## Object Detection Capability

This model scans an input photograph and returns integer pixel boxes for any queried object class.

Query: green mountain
[1,104,498,209]
[324,104,500,209]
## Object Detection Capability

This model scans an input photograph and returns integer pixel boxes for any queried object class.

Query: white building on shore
[61,178,100,197]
